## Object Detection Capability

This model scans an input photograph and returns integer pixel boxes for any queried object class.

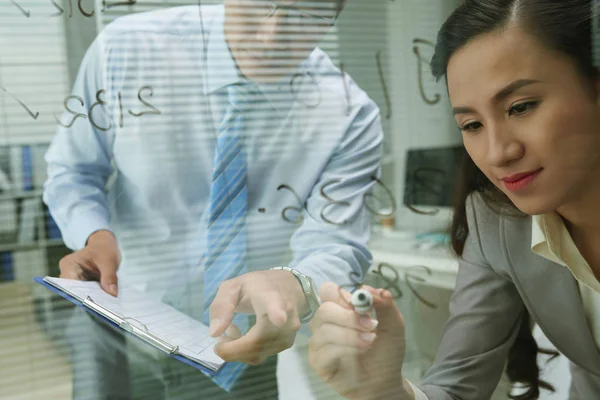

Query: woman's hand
[308,282,410,400]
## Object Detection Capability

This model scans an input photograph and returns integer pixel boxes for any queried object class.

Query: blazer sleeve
[417,195,526,399]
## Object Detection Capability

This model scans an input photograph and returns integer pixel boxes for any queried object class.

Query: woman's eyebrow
[452,79,541,116]
[452,106,475,116]
[492,79,541,102]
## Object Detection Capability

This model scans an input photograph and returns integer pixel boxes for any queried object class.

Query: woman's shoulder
[465,191,532,266]
[467,191,530,227]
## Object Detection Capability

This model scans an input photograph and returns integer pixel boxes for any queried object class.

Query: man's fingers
[95,257,119,297]
[216,324,243,347]
[59,263,85,280]
[59,257,99,281]
[208,281,241,337]
[214,327,263,363]
[248,289,289,328]
[215,320,294,364]
[267,296,289,328]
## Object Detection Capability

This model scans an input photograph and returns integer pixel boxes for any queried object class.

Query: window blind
[0,1,70,145]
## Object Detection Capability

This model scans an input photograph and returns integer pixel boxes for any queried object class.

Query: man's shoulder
[306,48,378,113]
[101,5,221,41]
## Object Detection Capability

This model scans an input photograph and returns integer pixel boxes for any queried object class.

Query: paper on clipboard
[39,276,225,373]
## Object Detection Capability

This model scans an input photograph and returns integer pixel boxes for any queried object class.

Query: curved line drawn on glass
[1,87,40,120]
[54,96,88,128]
[10,0,30,17]
[117,92,124,128]
[363,176,396,218]
[51,0,72,17]
[340,263,438,309]
[12,0,136,18]
[55,87,161,129]
[88,89,111,131]
[405,166,445,216]
[277,176,397,225]
[277,184,307,224]
[404,266,437,309]
[375,51,392,119]
[369,263,403,299]
[290,71,322,108]
[339,63,351,116]
[320,180,351,226]
[412,38,441,106]
[101,0,136,11]
[128,86,161,117]
[77,0,94,17]
[338,270,370,301]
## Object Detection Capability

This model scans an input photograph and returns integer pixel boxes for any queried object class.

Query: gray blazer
[418,193,600,399]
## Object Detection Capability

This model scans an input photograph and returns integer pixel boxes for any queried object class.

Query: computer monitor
[402,145,467,232]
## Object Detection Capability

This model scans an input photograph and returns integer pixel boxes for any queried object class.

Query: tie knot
[227,82,260,113]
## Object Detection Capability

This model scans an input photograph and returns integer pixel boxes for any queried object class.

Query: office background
[0,0,572,399]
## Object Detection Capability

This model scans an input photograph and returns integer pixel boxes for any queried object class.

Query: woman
[307,0,600,399]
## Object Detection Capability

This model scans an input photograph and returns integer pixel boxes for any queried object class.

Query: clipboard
[34,276,225,376]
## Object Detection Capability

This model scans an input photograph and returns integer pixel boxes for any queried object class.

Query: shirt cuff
[64,212,113,250]
[408,380,430,400]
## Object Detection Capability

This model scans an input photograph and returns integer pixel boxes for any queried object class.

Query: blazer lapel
[501,216,600,376]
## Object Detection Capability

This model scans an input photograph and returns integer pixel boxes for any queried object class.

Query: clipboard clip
[83,296,179,355]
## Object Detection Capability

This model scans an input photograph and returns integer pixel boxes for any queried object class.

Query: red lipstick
[502,169,542,192]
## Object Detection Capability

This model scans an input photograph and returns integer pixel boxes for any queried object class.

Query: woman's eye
[509,101,538,116]
[460,121,482,133]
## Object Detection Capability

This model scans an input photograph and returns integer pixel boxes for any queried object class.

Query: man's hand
[58,230,121,296]
[208,269,308,365]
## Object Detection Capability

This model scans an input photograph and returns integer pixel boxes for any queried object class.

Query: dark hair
[431,0,596,398]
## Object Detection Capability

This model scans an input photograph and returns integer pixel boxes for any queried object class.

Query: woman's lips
[502,169,543,192]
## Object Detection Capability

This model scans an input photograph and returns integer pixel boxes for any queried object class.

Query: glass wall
[2,0,574,399]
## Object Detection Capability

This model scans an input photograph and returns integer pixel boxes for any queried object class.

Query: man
[44,0,383,399]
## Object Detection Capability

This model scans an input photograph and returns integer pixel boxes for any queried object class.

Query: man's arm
[209,89,384,363]
[289,89,384,298]
[43,32,115,251]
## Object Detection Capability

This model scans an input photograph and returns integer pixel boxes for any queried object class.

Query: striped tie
[204,83,255,391]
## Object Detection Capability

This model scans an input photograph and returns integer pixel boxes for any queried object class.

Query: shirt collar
[531,214,547,249]
[205,7,241,95]
[531,213,568,267]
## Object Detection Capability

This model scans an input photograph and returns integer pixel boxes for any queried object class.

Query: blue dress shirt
[43,5,383,302]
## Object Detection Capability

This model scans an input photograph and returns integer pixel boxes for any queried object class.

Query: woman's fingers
[310,321,377,354]
[310,301,379,333]
[319,282,354,308]
[308,342,368,380]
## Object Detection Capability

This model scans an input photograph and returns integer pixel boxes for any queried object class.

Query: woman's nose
[486,125,524,167]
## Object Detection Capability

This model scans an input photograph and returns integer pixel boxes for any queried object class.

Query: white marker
[351,289,373,315]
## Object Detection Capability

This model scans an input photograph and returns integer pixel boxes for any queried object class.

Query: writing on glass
[275,176,397,226]
[341,263,438,309]
[55,87,161,130]
[10,0,136,18]
[404,166,446,216]
[412,38,441,106]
